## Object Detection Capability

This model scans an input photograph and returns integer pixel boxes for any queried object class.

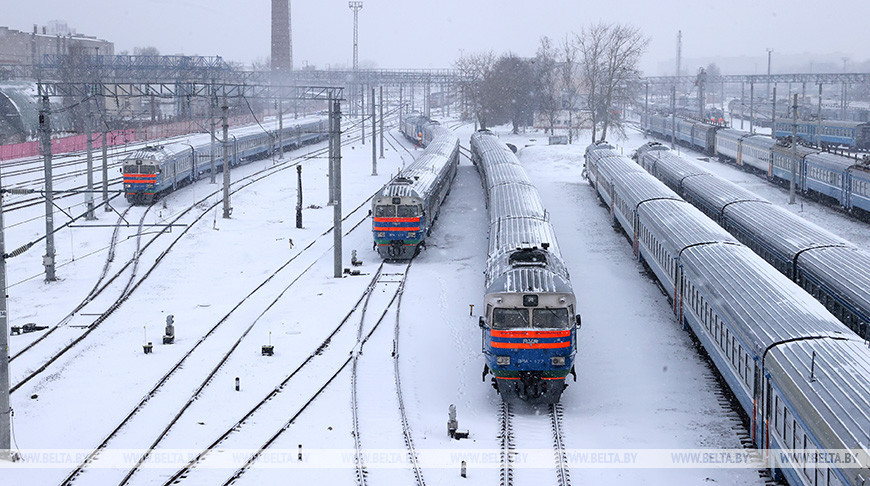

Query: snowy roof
[740,134,778,152]
[637,148,708,189]
[380,127,459,199]
[723,201,852,256]
[638,199,738,255]
[805,151,858,172]
[680,244,852,357]
[611,171,681,213]
[681,174,766,215]
[765,338,870,480]
[797,246,870,321]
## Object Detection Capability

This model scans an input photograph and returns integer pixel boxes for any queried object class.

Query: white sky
[5,0,868,74]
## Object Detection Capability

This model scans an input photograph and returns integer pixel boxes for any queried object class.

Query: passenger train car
[585,142,869,486]
[641,113,870,217]
[635,143,870,340]
[471,129,580,404]
[371,117,459,259]
[773,119,870,150]
[122,116,327,203]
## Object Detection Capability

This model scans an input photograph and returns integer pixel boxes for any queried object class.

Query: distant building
[0,22,114,69]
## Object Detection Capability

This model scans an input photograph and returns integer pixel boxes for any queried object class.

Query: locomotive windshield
[492,307,570,329]
[375,205,396,217]
[533,308,569,328]
[123,163,157,174]
[492,308,530,329]
[397,205,420,217]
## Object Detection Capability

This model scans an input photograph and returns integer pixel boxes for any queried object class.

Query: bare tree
[454,51,495,129]
[534,37,560,134]
[576,23,649,142]
[133,46,160,57]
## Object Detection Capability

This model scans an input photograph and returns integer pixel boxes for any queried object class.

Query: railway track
[498,402,573,486]
[151,263,411,486]
[11,118,382,395]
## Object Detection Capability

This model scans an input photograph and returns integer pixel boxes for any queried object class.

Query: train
[471,129,580,404]
[634,142,869,340]
[773,119,870,150]
[641,113,870,217]
[585,141,869,486]
[122,116,327,204]
[371,116,459,259]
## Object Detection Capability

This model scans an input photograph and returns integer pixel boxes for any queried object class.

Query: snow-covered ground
[1,116,808,485]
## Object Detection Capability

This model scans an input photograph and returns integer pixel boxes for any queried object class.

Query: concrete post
[39,93,56,281]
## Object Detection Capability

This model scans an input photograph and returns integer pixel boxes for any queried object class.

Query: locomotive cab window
[492,308,530,329]
[375,205,396,217]
[533,308,569,329]
[397,205,420,217]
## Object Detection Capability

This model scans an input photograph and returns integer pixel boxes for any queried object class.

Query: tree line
[455,23,649,143]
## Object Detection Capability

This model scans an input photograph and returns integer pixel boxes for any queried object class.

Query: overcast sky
[6,0,868,75]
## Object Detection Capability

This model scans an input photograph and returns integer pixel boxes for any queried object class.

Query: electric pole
[670,85,676,149]
[790,93,798,205]
[371,87,377,176]
[39,92,57,281]
[278,98,284,159]
[331,97,343,278]
[0,159,12,461]
[766,48,773,101]
[771,86,777,140]
[209,87,217,183]
[749,81,755,134]
[349,1,362,71]
[296,165,303,229]
[85,103,96,220]
[222,97,231,219]
[101,129,109,211]
[379,86,384,159]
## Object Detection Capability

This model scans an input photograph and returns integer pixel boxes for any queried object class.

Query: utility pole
[696,68,706,119]
[671,84,677,150]
[379,86,384,159]
[817,83,823,146]
[0,159,11,461]
[644,82,649,137]
[349,1,362,71]
[85,104,96,220]
[675,30,682,79]
[39,92,56,281]
[209,88,216,183]
[749,82,755,133]
[399,84,403,127]
[790,93,798,205]
[277,98,284,159]
[771,86,777,140]
[331,97,343,278]
[371,87,377,175]
[222,97,231,218]
[101,129,109,211]
[296,165,303,228]
[740,82,745,130]
[766,48,773,101]
[361,87,365,145]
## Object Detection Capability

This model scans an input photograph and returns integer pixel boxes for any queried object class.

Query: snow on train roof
[380,130,459,199]
[681,244,852,356]
[716,129,747,142]
[483,163,530,188]
[740,134,778,150]
[798,246,870,320]
[724,201,852,255]
[765,338,870,478]
[638,199,738,254]
[487,264,573,295]
[610,171,681,211]
[772,143,818,159]
[489,182,546,223]
[805,151,860,171]
[638,147,708,183]
[681,174,767,213]
[595,154,646,179]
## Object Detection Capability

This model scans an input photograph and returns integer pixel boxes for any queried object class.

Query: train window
[375,205,396,217]
[397,205,420,217]
[533,308,569,329]
[492,308,530,329]
[774,396,780,432]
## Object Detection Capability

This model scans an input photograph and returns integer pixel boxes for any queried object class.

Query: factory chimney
[271,0,293,73]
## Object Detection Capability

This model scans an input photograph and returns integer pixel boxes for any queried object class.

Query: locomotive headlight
[377,232,386,237]
[551,356,566,366]
[407,232,416,238]
[496,356,510,366]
